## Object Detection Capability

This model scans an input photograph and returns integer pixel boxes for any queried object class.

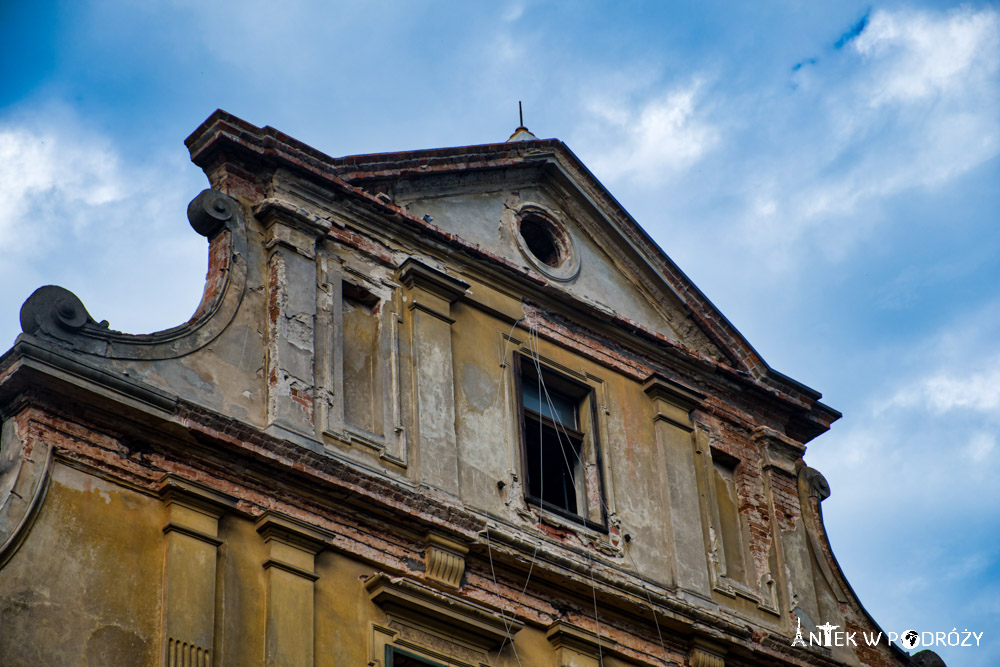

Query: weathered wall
[0,462,163,666]
[0,111,911,666]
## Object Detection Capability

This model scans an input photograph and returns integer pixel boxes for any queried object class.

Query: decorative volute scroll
[799,466,831,502]
[17,188,248,360]
[187,189,237,238]
[796,465,848,605]
[424,532,468,589]
[19,285,104,340]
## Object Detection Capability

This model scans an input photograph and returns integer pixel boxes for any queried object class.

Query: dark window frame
[385,645,449,666]
[513,352,607,531]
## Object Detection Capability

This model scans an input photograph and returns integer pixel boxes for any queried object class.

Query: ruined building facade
[0,111,921,666]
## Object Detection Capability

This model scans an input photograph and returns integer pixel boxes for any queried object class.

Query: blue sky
[2,2,998,664]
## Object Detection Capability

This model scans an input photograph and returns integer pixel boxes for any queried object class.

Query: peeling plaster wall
[0,464,162,667]
[0,112,908,667]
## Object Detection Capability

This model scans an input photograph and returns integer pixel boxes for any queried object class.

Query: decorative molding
[161,523,223,547]
[545,621,614,660]
[158,475,239,516]
[366,573,523,651]
[753,426,805,475]
[158,474,235,546]
[256,512,328,578]
[0,419,54,570]
[510,201,581,282]
[424,532,468,589]
[254,196,334,259]
[167,637,212,667]
[368,623,489,667]
[256,512,329,568]
[642,372,704,408]
[17,189,248,360]
[690,637,726,667]
[642,372,704,431]
[397,258,469,305]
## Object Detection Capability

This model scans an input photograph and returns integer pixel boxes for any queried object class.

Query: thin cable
[482,316,526,665]
[517,323,669,658]
[528,342,610,661]
[485,524,523,667]
[527,345,668,655]
[625,547,667,650]
[587,548,605,666]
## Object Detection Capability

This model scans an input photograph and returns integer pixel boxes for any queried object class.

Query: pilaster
[643,373,711,598]
[690,637,727,667]
[397,258,468,496]
[256,513,329,667]
[255,199,333,436]
[545,622,610,667]
[158,477,236,667]
[754,426,809,623]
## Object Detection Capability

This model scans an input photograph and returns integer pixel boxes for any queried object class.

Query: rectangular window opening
[514,352,605,529]
[386,646,447,667]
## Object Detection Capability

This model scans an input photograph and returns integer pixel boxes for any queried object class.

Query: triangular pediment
[326,139,736,368]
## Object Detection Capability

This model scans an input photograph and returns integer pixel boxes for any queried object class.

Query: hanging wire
[482,317,526,666]
[485,525,523,667]
[526,331,669,656]
[487,315,670,662]
[588,548,606,666]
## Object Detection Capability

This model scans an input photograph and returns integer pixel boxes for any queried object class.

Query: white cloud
[582,81,719,184]
[884,358,1000,416]
[502,2,526,23]
[854,7,1000,106]
[638,5,1000,272]
[830,5,1000,196]
[0,127,125,249]
[0,111,207,348]
[965,432,996,465]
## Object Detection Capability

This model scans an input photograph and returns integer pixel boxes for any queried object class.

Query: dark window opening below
[524,412,581,515]
[386,646,445,667]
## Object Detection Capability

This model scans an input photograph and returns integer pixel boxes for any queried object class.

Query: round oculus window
[513,208,580,281]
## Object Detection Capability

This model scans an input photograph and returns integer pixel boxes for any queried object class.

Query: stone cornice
[366,573,523,651]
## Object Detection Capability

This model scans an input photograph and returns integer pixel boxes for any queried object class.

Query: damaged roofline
[184,109,840,438]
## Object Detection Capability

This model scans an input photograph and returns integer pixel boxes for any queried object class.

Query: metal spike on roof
[506,101,538,142]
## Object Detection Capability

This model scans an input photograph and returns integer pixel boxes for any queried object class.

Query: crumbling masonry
[0,111,941,666]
